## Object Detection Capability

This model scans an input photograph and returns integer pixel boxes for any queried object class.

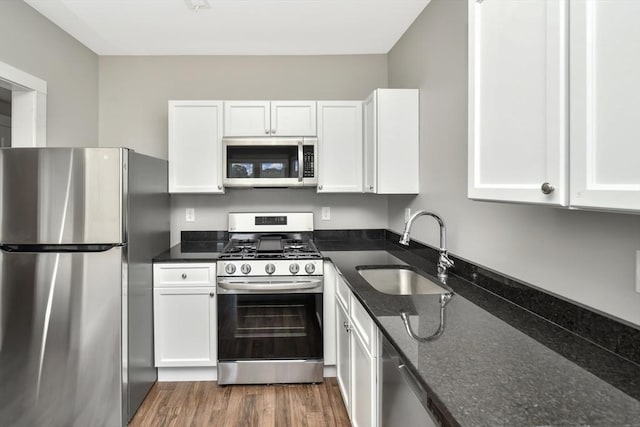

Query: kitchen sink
[357,265,450,295]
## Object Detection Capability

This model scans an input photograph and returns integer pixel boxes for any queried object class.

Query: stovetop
[218,236,321,260]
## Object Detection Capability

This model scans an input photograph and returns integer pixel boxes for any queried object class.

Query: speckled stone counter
[153,230,640,426]
[319,242,640,427]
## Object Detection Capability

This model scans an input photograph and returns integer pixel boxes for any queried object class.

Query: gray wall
[98,55,390,244]
[387,0,640,326]
[0,0,98,148]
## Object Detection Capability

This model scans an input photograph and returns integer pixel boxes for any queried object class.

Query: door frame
[0,60,47,147]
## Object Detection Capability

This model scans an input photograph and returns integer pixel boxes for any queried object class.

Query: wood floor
[129,378,351,427]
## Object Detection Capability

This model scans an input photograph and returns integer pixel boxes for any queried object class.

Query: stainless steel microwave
[222,138,317,187]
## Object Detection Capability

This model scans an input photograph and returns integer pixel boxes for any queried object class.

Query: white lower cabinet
[153,263,217,370]
[335,275,380,427]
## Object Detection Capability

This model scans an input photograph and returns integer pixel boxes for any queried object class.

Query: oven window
[218,293,323,361]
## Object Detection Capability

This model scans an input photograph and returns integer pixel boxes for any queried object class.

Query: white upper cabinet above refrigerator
[569,0,640,212]
[224,100,316,137]
[468,0,568,206]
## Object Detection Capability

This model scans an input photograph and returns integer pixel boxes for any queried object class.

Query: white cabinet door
[317,101,363,193]
[224,101,271,137]
[224,101,316,137]
[271,101,316,136]
[570,0,640,212]
[363,89,419,194]
[363,93,376,193]
[153,286,217,367]
[350,328,378,427]
[468,0,568,206]
[335,298,351,413]
[323,261,337,365]
[168,101,224,193]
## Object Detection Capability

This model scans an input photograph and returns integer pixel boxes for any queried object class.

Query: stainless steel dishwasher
[381,336,447,427]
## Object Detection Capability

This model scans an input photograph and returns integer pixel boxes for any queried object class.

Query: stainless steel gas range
[216,212,324,385]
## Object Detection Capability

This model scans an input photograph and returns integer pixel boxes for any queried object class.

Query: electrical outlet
[636,251,640,293]
[185,208,195,223]
[405,208,411,222]
[321,207,331,221]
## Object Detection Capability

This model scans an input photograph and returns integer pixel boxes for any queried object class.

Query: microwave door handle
[298,140,304,182]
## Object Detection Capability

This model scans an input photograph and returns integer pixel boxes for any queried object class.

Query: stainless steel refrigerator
[0,148,169,426]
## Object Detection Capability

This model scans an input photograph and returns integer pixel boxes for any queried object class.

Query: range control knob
[305,263,316,274]
[265,263,276,275]
[225,263,237,275]
[289,263,300,274]
[240,264,251,275]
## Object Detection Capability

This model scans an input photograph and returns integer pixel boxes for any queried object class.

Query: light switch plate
[321,207,331,221]
[186,208,195,222]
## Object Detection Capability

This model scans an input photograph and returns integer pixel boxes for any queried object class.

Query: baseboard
[323,365,336,377]
[158,367,217,382]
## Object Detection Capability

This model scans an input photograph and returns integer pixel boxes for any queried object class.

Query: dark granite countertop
[153,241,225,262]
[154,232,640,426]
[318,240,640,427]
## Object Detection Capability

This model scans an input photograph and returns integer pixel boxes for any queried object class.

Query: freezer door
[0,247,125,427]
[0,148,126,245]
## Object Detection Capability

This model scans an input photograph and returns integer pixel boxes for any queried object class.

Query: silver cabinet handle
[343,321,351,332]
[541,182,555,194]
[218,185,222,190]
[265,129,270,134]
[271,128,276,134]
[318,185,323,190]
[181,273,187,279]
[369,185,374,190]
[209,292,215,297]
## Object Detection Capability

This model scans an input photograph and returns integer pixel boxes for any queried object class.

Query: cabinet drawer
[350,293,378,356]
[336,275,350,311]
[154,263,215,287]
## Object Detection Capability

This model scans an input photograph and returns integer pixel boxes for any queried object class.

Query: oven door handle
[217,277,323,293]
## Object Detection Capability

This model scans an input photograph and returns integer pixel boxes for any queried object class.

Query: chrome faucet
[399,210,454,282]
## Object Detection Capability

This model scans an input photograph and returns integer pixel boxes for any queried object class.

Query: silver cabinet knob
[541,182,555,194]
[209,292,215,298]
[218,185,222,190]
[343,321,350,332]
[369,185,374,190]
[271,129,276,134]
[265,129,270,134]
[265,263,276,275]
[318,185,323,190]
[181,273,187,279]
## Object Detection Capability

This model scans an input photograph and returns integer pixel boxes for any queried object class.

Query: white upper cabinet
[224,100,316,137]
[168,100,224,193]
[468,0,568,206]
[363,89,419,194]
[317,101,363,193]
[569,0,640,212]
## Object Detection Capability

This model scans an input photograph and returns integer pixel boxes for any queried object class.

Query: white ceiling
[23,0,431,56]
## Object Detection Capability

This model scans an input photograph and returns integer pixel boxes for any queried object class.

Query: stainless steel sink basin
[357,265,450,295]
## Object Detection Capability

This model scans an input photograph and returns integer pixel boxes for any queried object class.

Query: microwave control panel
[303,146,315,178]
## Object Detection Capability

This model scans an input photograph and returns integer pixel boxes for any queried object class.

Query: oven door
[217,277,323,362]
[222,138,317,187]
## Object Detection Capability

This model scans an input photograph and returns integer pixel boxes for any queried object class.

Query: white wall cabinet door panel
[317,101,363,193]
[153,287,216,367]
[570,0,640,212]
[363,89,419,194]
[336,299,351,413]
[224,101,270,137]
[168,101,224,193]
[468,0,568,206]
[271,101,316,136]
